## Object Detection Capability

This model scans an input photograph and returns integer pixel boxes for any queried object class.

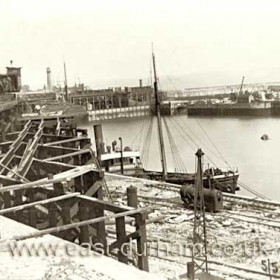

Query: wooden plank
[4,206,153,242]
[42,136,90,147]
[78,195,141,215]
[0,121,32,174]
[0,165,99,193]
[0,192,80,214]
[42,149,92,162]
[16,126,43,178]
[56,180,103,227]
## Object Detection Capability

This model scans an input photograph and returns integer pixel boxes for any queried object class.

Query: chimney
[46,67,52,92]
[139,79,143,88]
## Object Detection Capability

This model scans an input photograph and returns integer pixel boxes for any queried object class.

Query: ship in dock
[186,77,280,117]
[187,98,272,116]
[93,52,239,193]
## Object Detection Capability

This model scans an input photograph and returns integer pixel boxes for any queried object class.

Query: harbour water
[80,115,280,200]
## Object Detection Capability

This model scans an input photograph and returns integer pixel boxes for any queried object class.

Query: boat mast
[64,61,68,101]
[152,51,168,180]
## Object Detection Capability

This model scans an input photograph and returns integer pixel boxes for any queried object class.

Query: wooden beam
[0,192,80,214]
[0,165,100,193]
[42,136,90,147]
[42,149,92,162]
[3,206,153,242]
[56,180,103,227]
[78,195,140,215]
[0,121,32,174]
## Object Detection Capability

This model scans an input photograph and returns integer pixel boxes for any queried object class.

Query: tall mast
[152,52,167,180]
[64,61,68,101]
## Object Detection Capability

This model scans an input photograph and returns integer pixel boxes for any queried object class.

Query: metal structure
[191,149,208,278]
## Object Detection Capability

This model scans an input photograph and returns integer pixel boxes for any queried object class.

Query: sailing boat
[95,52,239,193]
[144,51,239,193]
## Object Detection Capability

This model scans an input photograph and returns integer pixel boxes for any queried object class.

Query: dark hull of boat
[142,171,239,193]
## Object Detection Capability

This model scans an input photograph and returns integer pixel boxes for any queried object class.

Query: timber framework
[0,118,150,271]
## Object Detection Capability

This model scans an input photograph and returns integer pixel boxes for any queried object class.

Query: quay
[0,103,279,279]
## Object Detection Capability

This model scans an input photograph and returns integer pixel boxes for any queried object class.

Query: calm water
[80,115,280,200]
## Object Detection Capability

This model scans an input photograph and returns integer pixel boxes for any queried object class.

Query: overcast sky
[1,0,280,89]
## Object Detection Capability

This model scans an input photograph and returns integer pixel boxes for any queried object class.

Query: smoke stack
[139,79,143,88]
[46,67,52,92]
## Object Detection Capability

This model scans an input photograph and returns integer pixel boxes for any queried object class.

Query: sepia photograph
[0,0,280,279]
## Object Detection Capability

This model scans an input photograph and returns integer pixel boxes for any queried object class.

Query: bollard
[187,262,194,280]
[127,186,138,208]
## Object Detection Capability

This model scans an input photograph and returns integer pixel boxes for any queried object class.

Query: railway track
[149,254,280,280]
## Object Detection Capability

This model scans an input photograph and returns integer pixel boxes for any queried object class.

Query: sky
[1,0,280,90]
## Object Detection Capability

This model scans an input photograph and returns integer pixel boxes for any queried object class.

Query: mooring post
[187,262,194,280]
[127,186,138,208]
[135,212,149,272]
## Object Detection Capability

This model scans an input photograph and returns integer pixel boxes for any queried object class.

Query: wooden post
[115,216,128,264]
[1,184,13,219]
[0,120,6,142]
[89,187,107,250]
[135,213,149,272]
[14,190,23,206]
[47,175,57,228]
[28,189,37,227]
[78,201,90,244]
[127,186,138,208]
[55,181,72,240]
[187,262,194,280]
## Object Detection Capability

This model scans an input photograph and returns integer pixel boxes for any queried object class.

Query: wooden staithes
[0,118,150,272]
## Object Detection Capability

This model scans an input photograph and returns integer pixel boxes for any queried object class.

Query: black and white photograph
[0,0,280,279]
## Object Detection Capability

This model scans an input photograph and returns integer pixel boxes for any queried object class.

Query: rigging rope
[162,117,187,174]
[141,116,154,169]
[193,118,232,169]
[168,116,218,168]
[130,117,150,151]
